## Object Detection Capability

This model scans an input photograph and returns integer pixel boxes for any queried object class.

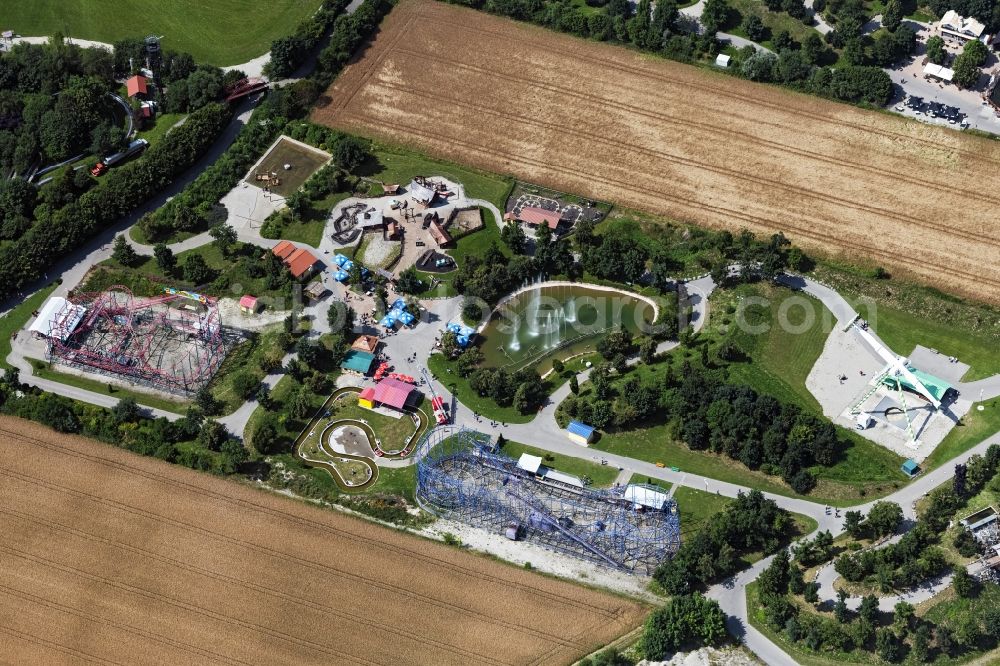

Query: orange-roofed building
[516,206,562,229]
[271,241,319,280]
[351,334,380,354]
[126,75,148,98]
[272,240,296,260]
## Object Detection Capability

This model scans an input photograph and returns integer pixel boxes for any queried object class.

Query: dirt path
[0,416,646,665]
[314,0,1000,302]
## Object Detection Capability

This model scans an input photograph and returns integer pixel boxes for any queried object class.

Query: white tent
[28,297,86,342]
[714,54,731,68]
[409,179,436,205]
[516,453,543,475]
[543,469,584,488]
[923,63,955,82]
[623,484,670,511]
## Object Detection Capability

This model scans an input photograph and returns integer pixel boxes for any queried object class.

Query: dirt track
[313,0,1000,302]
[0,417,645,665]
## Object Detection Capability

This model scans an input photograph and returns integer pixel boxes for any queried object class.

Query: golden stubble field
[0,417,645,665]
[314,0,1000,301]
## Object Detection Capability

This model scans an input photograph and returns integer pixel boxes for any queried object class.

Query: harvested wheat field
[0,417,645,665]
[314,0,1000,301]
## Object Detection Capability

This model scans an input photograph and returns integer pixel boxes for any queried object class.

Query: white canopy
[714,54,731,68]
[517,453,543,475]
[28,297,86,342]
[923,63,954,82]
[623,484,670,511]
[409,179,436,204]
[543,469,584,488]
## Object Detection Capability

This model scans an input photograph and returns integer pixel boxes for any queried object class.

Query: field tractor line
[0,543,385,666]
[390,45,1000,212]
[0,426,623,622]
[427,10,1000,170]
[0,507,513,666]
[330,5,423,114]
[0,467,599,651]
[0,581,250,666]
[342,113,1000,292]
[0,619,122,665]
[365,79,1000,253]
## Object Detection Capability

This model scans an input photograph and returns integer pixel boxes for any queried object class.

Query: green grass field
[359,144,514,211]
[501,440,621,487]
[724,0,827,52]
[748,579,1000,665]
[135,113,186,148]
[867,302,1000,382]
[592,394,906,506]
[724,283,834,411]
[6,0,324,66]
[27,357,189,413]
[0,283,57,371]
[427,351,542,424]
[922,398,1000,472]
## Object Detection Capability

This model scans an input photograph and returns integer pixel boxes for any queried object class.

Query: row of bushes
[446,0,897,107]
[0,102,231,300]
[0,372,243,475]
[266,0,354,78]
[137,100,283,242]
[654,489,793,593]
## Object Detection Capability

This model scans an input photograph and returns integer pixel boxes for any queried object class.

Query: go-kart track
[314,0,1000,303]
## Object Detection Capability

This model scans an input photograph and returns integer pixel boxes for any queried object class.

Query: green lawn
[6,0,325,66]
[866,302,1000,382]
[593,417,903,506]
[724,284,834,411]
[414,219,508,297]
[208,325,288,414]
[136,113,186,147]
[724,0,827,51]
[500,440,621,487]
[0,282,57,371]
[27,357,189,413]
[748,580,1000,665]
[427,352,539,424]
[922,398,1000,472]
[331,398,424,453]
[359,144,514,211]
[631,476,817,566]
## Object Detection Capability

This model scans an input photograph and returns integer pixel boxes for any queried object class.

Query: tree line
[446,0,896,106]
[654,489,794,592]
[757,449,1000,662]
[0,102,231,301]
[566,361,842,492]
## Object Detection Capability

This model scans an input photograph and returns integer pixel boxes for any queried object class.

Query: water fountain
[508,313,521,352]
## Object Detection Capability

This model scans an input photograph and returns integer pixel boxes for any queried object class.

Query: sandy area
[314,0,1000,302]
[0,416,646,665]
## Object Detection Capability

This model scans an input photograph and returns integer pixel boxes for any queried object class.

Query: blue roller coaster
[415,426,681,575]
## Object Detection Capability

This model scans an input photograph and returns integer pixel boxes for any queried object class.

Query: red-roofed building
[126,75,148,98]
[271,241,319,280]
[428,220,452,247]
[369,377,418,411]
[239,295,259,314]
[272,240,296,260]
[515,206,562,229]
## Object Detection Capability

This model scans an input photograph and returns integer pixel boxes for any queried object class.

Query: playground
[244,135,330,198]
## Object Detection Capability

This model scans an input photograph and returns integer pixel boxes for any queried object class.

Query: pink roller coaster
[45,286,227,396]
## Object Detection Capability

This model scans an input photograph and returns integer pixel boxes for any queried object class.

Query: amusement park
[26,286,229,396]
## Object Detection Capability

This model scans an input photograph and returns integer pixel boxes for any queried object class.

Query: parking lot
[897,95,968,127]
[884,22,1000,133]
